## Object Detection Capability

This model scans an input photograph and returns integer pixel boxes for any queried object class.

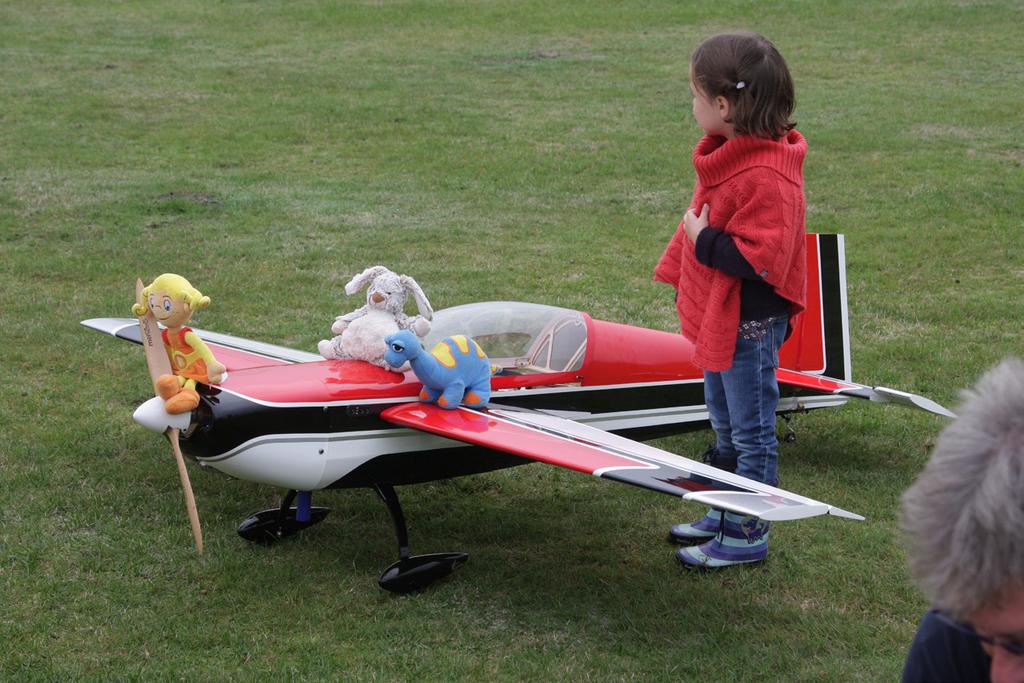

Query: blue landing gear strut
[237,489,330,544]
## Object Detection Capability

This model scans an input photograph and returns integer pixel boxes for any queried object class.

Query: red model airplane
[83,234,952,592]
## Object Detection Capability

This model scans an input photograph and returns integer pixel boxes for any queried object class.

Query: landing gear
[374,484,468,594]
[238,489,330,544]
[780,414,798,443]
[236,485,465,592]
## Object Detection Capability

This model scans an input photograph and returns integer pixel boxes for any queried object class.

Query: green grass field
[2,1,1022,680]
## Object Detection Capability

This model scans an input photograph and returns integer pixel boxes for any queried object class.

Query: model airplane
[83,234,952,592]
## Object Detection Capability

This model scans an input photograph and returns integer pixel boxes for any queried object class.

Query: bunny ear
[400,275,433,320]
[344,265,390,295]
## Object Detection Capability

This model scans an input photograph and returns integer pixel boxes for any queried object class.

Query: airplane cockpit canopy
[424,302,587,374]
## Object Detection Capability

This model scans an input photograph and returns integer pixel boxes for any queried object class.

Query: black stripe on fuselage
[180,381,710,461]
[181,376,832,465]
[329,445,535,488]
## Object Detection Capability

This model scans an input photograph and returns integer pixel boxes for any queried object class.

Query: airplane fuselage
[180,357,845,492]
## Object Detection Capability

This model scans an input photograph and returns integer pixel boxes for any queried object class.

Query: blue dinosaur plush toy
[384,329,492,409]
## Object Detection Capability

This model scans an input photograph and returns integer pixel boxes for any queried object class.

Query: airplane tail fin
[779,234,851,382]
[777,234,955,418]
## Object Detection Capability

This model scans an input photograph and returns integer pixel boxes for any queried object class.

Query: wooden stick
[169,428,204,554]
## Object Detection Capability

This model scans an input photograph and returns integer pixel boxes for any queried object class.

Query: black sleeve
[694,227,764,281]
[901,610,991,683]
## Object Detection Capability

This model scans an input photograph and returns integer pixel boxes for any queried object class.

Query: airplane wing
[81,317,321,371]
[380,403,863,523]
[776,368,955,418]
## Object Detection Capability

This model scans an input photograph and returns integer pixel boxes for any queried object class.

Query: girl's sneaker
[675,512,770,569]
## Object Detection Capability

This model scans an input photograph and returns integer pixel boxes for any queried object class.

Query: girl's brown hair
[691,32,795,140]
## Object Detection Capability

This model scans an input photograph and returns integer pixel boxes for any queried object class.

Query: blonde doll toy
[132,274,226,414]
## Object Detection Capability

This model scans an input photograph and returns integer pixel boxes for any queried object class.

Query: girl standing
[653,32,807,569]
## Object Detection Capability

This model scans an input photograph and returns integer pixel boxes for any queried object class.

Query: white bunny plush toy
[317,266,433,369]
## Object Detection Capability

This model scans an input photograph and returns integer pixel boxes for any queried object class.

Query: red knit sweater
[654,131,807,371]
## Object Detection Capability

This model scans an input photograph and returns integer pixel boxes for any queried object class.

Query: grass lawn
[2,0,1022,680]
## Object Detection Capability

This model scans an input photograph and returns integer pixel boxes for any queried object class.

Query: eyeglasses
[933,610,1024,657]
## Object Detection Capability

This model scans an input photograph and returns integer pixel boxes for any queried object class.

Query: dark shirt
[902,610,991,683]
[694,227,791,321]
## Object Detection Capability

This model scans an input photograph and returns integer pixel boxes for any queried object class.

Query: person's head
[900,357,1024,682]
[688,32,795,140]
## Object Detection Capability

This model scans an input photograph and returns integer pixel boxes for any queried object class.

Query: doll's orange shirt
[162,326,212,383]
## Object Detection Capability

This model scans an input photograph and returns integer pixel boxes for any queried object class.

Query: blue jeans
[703,316,788,486]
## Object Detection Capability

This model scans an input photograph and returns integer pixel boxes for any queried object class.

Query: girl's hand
[683,203,710,243]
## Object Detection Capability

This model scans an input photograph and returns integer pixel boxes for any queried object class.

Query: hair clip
[735,81,746,90]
